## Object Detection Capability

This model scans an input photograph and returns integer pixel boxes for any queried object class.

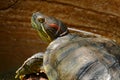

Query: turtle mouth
[31,13,52,42]
[31,17,38,29]
[37,23,52,42]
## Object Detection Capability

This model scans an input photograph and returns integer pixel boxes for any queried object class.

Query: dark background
[0,0,120,79]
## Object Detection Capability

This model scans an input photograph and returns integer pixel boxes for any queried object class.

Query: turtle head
[31,12,69,43]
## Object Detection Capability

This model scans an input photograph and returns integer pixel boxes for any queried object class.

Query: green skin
[31,12,53,43]
[31,12,69,43]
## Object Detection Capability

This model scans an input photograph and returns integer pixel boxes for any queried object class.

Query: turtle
[15,12,120,80]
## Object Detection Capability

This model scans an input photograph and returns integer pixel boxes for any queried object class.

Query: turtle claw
[15,52,44,79]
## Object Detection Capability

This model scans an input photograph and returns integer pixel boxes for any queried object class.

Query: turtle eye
[37,17,45,23]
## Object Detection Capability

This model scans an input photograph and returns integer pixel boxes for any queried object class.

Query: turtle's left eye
[37,17,45,23]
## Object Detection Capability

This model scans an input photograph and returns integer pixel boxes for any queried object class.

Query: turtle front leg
[15,52,45,80]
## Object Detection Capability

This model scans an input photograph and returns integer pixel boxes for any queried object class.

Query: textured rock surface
[0,0,120,79]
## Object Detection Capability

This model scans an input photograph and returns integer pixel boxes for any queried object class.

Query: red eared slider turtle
[16,12,120,80]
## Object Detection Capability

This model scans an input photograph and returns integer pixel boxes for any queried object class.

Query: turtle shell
[43,33,120,80]
[15,52,44,79]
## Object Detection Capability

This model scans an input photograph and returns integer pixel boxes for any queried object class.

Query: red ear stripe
[49,23,60,31]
